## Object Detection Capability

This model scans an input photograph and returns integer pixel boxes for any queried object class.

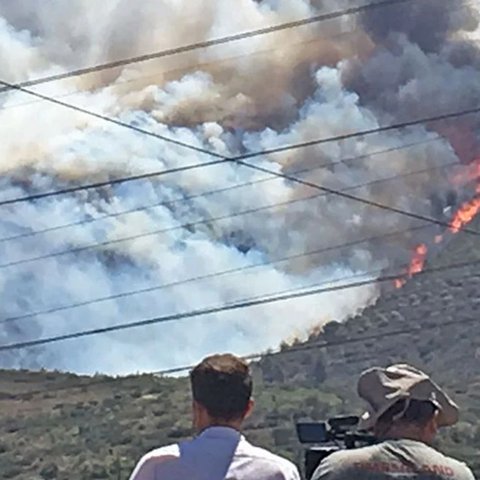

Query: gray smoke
[0,0,478,374]
[362,0,478,53]
[345,0,480,161]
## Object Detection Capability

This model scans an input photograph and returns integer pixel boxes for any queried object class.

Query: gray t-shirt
[312,439,475,480]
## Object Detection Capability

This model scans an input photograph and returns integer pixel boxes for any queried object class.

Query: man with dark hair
[312,364,475,480]
[129,353,300,480]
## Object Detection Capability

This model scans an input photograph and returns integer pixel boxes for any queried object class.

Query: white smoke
[0,0,477,374]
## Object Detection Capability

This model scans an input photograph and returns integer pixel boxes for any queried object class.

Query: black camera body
[296,416,376,480]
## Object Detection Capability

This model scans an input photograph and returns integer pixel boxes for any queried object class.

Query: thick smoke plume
[0,0,478,374]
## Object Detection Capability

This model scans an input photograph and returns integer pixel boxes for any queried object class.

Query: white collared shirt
[129,426,300,480]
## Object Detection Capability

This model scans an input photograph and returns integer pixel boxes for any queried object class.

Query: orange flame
[392,155,480,289]
[449,185,480,234]
[408,244,428,275]
[394,243,428,288]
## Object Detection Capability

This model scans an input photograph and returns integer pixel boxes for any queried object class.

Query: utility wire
[161,314,480,375]
[0,253,478,353]
[0,136,442,244]
[1,0,470,117]
[0,25,364,113]
[7,312,478,400]
[231,153,480,236]
[0,223,433,327]
[1,0,471,116]
[0,157,226,207]
[0,159,455,271]
[1,78,479,236]
[0,0,421,95]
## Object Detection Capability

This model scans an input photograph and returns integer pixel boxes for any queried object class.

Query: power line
[1,0,471,117]
[0,136,442,244]
[0,159,455,271]
[163,314,480,375]
[7,313,478,400]
[0,223,432,327]
[0,25,365,113]
[1,0,470,120]
[0,253,478,353]
[0,268,383,352]
[0,0,421,95]
[0,157,226,207]
[232,153,480,236]
[2,78,480,237]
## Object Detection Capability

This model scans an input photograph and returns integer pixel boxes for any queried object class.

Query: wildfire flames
[394,243,428,289]
[448,185,480,234]
[394,170,480,289]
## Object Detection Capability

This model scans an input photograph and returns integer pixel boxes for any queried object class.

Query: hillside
[0,362,477,479]
[0,369,348,479]
[259,216,480,388]
[0,219,479,479]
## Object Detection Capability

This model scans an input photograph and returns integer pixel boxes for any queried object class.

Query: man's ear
[424,410,439,443]
[192,400,210,431]
[244,399,255,419]
[192,400,204,420]
[193,400,207,417]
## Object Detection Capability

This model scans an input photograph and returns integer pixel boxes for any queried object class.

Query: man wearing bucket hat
[312,364,475,480]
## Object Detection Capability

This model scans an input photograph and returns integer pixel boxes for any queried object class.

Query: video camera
[296,416,376,480]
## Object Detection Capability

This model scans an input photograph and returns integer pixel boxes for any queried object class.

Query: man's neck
[196,419,243,435]
[381,426,429,444]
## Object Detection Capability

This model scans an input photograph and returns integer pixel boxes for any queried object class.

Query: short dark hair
[375,399,438,435]
[190,354,253,420]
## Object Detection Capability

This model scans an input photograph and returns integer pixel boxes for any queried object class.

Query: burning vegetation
[395,161,480,288]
